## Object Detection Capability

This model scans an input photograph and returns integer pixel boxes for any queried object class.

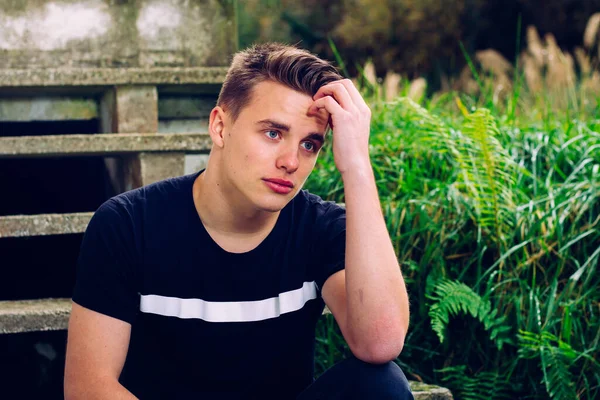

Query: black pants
[296,356,414,400]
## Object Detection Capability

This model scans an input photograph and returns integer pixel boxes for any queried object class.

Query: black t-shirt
[72,170,346,399]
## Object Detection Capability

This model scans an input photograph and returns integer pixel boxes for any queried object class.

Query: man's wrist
[340,161,374,183]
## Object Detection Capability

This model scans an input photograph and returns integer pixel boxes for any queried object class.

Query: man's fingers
[313,81,355,111]
[309,96,344,118]
[338,79,370,112]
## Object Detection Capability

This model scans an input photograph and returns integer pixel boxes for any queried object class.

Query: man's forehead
[246,81,329,131]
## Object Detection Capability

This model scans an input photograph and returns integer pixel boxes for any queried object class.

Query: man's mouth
[263,178,294,188]
[263,178,294,194]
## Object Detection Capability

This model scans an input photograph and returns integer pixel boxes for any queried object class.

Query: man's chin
[257,201,287,213]
[255,195,293,213]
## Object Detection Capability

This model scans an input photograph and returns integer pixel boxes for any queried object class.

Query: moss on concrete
[410,381,454,399]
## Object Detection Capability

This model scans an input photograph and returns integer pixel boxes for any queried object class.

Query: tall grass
[306,78,600,399]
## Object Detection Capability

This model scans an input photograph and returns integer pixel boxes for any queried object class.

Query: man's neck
[192,167,280,237]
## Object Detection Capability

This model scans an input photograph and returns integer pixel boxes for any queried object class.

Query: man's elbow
[352,340,404,364]
[349,325,407,364]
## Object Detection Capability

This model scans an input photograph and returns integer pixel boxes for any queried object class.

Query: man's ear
[208,106,227,148]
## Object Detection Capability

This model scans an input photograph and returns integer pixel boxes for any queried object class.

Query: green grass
[305,80,600,399]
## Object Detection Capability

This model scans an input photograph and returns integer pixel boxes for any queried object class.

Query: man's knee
[345,356,414,400]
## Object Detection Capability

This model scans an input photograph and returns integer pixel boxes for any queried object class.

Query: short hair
[217,43,343,121]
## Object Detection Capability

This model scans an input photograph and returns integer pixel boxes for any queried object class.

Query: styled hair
[217,43,343,121]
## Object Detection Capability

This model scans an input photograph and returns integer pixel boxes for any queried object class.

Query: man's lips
[263,178,294,188]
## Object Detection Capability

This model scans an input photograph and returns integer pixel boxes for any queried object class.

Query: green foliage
[455,106,517,246]
[518,330,582,400]
[427,279,512,350]
[307,84,600,399]
[391,98,517,247]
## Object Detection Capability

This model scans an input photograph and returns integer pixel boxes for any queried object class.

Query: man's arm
[311,79,410,364]
[64,302,137,400]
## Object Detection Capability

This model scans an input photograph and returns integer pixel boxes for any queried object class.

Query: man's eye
[302,142,316,152]
[265,130,279,139]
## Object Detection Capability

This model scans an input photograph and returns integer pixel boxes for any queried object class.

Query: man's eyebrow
[306,133,325,144]
[257,119,325,143]
[257,119,290,131]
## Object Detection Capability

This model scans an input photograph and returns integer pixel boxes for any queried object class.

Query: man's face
[215,80,329,213]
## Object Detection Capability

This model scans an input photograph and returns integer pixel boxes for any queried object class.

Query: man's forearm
[342,166,410,361]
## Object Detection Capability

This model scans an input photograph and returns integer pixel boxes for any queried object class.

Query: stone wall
[0,0,236,69]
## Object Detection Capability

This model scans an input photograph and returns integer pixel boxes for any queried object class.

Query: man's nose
[276,146,299,173]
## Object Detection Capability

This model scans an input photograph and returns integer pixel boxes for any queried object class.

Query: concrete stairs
[0,70,216,339]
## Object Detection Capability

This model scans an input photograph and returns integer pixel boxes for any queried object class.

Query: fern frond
[542,346,578,400]
[428,279,512,349]
[457,108,517,244]
[518,330,578,400]
[437,365,514,400]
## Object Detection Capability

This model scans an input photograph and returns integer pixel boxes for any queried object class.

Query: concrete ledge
[410,382,454,399]
[0,67,228,88]
[0,212,93,238]
[0,133,212,158]
[0,298,71,334]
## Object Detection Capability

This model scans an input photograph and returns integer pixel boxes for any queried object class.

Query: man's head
[207,43,343,213]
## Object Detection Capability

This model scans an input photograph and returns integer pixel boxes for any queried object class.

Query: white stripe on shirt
[139,281,318,322]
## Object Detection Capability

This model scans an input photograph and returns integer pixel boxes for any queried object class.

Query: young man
[64,43,413,399]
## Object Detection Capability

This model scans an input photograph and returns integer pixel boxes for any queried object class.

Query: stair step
[0,298,71,334]
[0,212,93,238]
[0,67,228,88]
[0,133,211,159]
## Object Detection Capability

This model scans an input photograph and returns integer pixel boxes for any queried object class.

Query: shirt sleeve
[314,202,346,293]
[72,199,140,324]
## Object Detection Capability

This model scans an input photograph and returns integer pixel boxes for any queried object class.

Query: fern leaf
[518,330,578,400]
[543,346,578,400]
[458,108,516,244]
[428,279,511,349]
